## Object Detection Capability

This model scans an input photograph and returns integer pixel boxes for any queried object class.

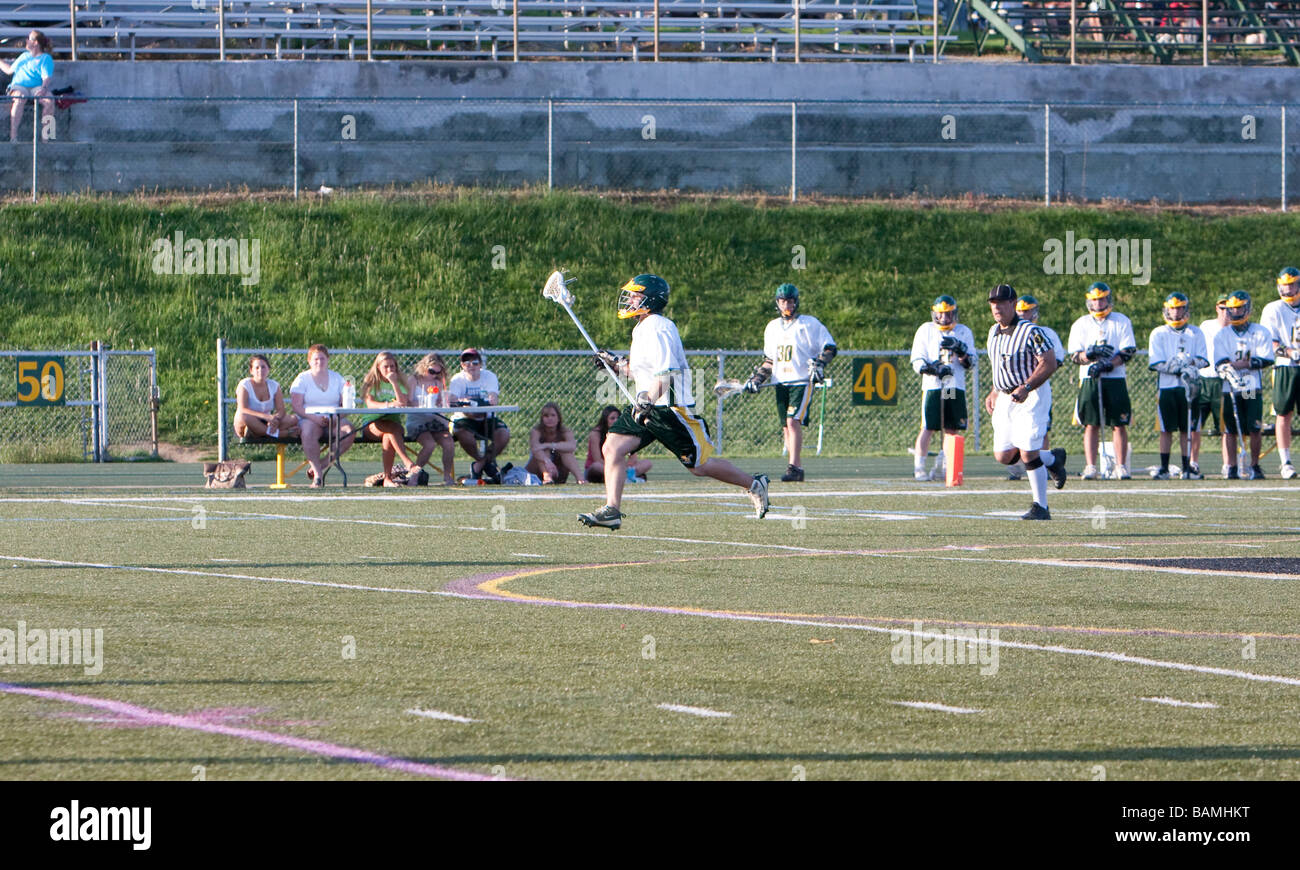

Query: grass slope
[1,191,1297,446]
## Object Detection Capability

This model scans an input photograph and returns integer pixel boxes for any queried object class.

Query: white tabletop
[305,405,520,414]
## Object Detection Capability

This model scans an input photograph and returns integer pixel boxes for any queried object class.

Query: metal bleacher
[0,0,952,61]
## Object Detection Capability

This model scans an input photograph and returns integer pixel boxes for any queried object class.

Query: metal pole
[972,350,981,452]
[547,99,554,190]
[149,350,159,459]
[1070,1,1077,64]
[1044,103,1050,206]
[790,101,797,203]
[513,0,520,62]
[293,98,299,199]
[70,0,78,61]
[654,0,660,61]
[219,0,226,61]
[90,341,101,463]
[217,338,229,461]
[97,343,110,461]
[1283,106,1288,213]
[932,0,938,62]
[367,0,373,61]
[31,97,37,203]
[716,354,726,453]
[795,0,801,63]
[1202,0,1208,67]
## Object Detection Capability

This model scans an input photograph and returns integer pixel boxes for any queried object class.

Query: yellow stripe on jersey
[671,406,715,466]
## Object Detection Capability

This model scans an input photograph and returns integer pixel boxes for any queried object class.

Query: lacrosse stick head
[713,379,745,400]
[542,270,574,307]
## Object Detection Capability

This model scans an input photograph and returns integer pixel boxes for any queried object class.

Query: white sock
[1028,466,1048,507]
[1040,450,1056,468]
[1280,448,1292,464]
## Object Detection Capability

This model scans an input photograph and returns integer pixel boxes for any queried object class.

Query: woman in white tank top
[234,355,299,439]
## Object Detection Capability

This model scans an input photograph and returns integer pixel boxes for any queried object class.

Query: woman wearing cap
[446,348,510,481]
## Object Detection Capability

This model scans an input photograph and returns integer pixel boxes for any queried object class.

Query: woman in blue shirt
[1,30,54,142]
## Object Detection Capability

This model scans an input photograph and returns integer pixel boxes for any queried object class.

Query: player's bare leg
[1082,424,1100,477]
[786,419,804,468]
[913,427,933,479]
[1113,425,1130,478]
[691,457,770,519]
[599,432,639,510]
[1278,412,1296,477]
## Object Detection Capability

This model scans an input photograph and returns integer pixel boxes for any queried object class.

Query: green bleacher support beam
[1100,0,1170,63]
[966,0,1042,61]
[1227,0,1300,65]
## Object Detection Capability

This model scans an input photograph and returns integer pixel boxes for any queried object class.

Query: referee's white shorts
[992,386,1052,453]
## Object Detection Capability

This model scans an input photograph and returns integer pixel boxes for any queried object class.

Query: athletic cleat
[749,474,771,519]
[1183,464,1204,480]
[1249,465,1266,480]
[1282,462,1297,480]
[1021,502,1051,520]
[1080,464,1099,480]
[1114,464,1131,481]
[913,469,930,481]
[780,464,805,483]
[578,504,623,530]
[1225,466,1240,480]
[1149,468,1171,480]
[1047,448,1068,489]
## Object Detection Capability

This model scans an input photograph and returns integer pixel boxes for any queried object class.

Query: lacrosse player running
[1067,282,1138,480]
[1191,293,1232,478]
[1261,267,1300,479]
[1004,294,1064,480]
[1213,291,1273,480]
[743,283,836,482]
[985,284,1067,520]
[579,274,770,530]
[1147,293,1210,480]
[908,295,975,481]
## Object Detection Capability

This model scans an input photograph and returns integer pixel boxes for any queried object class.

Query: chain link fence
[0,347,157,462]
[8,96,1297,205]
[216,342,1194,461]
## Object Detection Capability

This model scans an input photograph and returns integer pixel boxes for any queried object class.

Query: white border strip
[890,701,983,715]
[1140,696,1218,709]
[657,703,733,719]
[406,708,480,724]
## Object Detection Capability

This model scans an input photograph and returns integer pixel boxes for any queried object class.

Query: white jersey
[1067,312,1137,381]
[1213,323,1273,394]
[631,313,694,407]
[1036,324,1066,365]
[909,321,976,392]
[1260,299,1300,367]
[1198,318,1229,377]
[763,314,835,384]
[1148,324,1209,390]
[447,368,501,420]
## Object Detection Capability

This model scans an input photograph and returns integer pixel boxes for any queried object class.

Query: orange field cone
[944,433,965,487]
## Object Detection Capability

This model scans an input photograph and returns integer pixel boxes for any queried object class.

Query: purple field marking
[0,682,504,781]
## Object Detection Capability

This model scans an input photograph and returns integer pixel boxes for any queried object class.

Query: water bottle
[343,379,355,409]
[431,385,440,408]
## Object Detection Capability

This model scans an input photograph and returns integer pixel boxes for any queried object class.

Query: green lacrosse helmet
[931,295,958,331]
[1163,292,1190,329]
[1278,267,1300,305]
[1224,290,1252,326]
[1086,281,1113,320]
[775,282,800,314]
[618,274,669,320]
[1015,294,1040,321]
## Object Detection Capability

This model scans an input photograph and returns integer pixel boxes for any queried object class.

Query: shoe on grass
[1282,462,1297,480]
[1149,467,1170,480]
[749,474,770,519]
[578,504,622,530]
[1021,502,1051,520]
[780,464,804,483]
[1080,465,1099,480]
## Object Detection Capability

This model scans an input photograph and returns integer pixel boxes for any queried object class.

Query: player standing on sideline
[1004,294,1065,480]
[984,284,1067,519]
[1260,267,1300,479]
[1068,282,1137,480]
[1147,293,1210,480]
[1213,291,1273,480]
[1191,293,1232,479]
[744,283,836,483]
[580,274,769,530]
[908,295,975,481]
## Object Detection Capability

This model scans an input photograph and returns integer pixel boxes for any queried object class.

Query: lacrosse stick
[1218,363,1250,468]
[543,270,637,406]
[713,378,779,400]
[815,377,831,455]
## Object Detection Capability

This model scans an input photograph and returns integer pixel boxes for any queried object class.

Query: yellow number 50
[16,359,65,404]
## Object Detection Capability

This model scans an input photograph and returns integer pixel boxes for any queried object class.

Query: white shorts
[992,385,1052,453]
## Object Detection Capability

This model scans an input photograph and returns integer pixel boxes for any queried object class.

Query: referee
[984,284,1068,519]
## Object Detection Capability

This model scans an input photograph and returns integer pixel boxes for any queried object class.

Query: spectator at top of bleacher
[447,347,510,482]
[235,354,299,440]
[289,344,356,487]
[1,30,54,142]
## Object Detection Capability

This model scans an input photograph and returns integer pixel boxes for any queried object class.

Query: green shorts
[775,384,813,426]
[1156,387,1198,433]
[922,389,967,432]
[610,405,715,469]
[1197,377,1223,432]
[452,415,509,439]
[1074,378,1132,428]
[1222,392,1264,435]
[1274,365,1300,416]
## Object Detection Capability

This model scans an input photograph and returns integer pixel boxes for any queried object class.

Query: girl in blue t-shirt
[1,30,54,141]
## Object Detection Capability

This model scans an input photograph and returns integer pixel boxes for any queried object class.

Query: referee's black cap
[988,283,1017,302]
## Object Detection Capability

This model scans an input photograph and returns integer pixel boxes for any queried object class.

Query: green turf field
[2,459,1298,781]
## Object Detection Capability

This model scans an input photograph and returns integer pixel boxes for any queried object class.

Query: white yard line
[1139,697,1218,709]
[890,701,983,715]
[657,703,733,719]
[406,708,480,724]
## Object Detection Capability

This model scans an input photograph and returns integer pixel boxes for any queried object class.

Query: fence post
[367,0,373,61]
[219,0,226,60]
[716,353,726,453]
[972,350,981,452]
[794,0,801,63]
[149,350,160,459]
[547,99,554,189]
[293,98,299,199]
[932,0,938,62]
[654,0,660,60]
[513,0,520,61]
[790,101,797,203]
[1043,103,1050,206]
[1070,1,1077,65]
[89,341,102,462]
[30,97,37,203]
[217,338,229,461]
[70,0,78,61]
[1202,0,1208,67]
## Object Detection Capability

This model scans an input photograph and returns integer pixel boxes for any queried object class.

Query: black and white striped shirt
[987,317,1052,392]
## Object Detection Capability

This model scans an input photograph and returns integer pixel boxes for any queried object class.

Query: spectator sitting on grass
[583,404,651,484]
[289,344,356,487]
[406,352,456,485]
[447,347,510,482]
[1,30,54,142]
[234,354,299,440]
[525,402,585,485]
[356,351,422,487]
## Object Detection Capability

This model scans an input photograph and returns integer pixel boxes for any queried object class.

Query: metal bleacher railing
[0,0,951,62]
